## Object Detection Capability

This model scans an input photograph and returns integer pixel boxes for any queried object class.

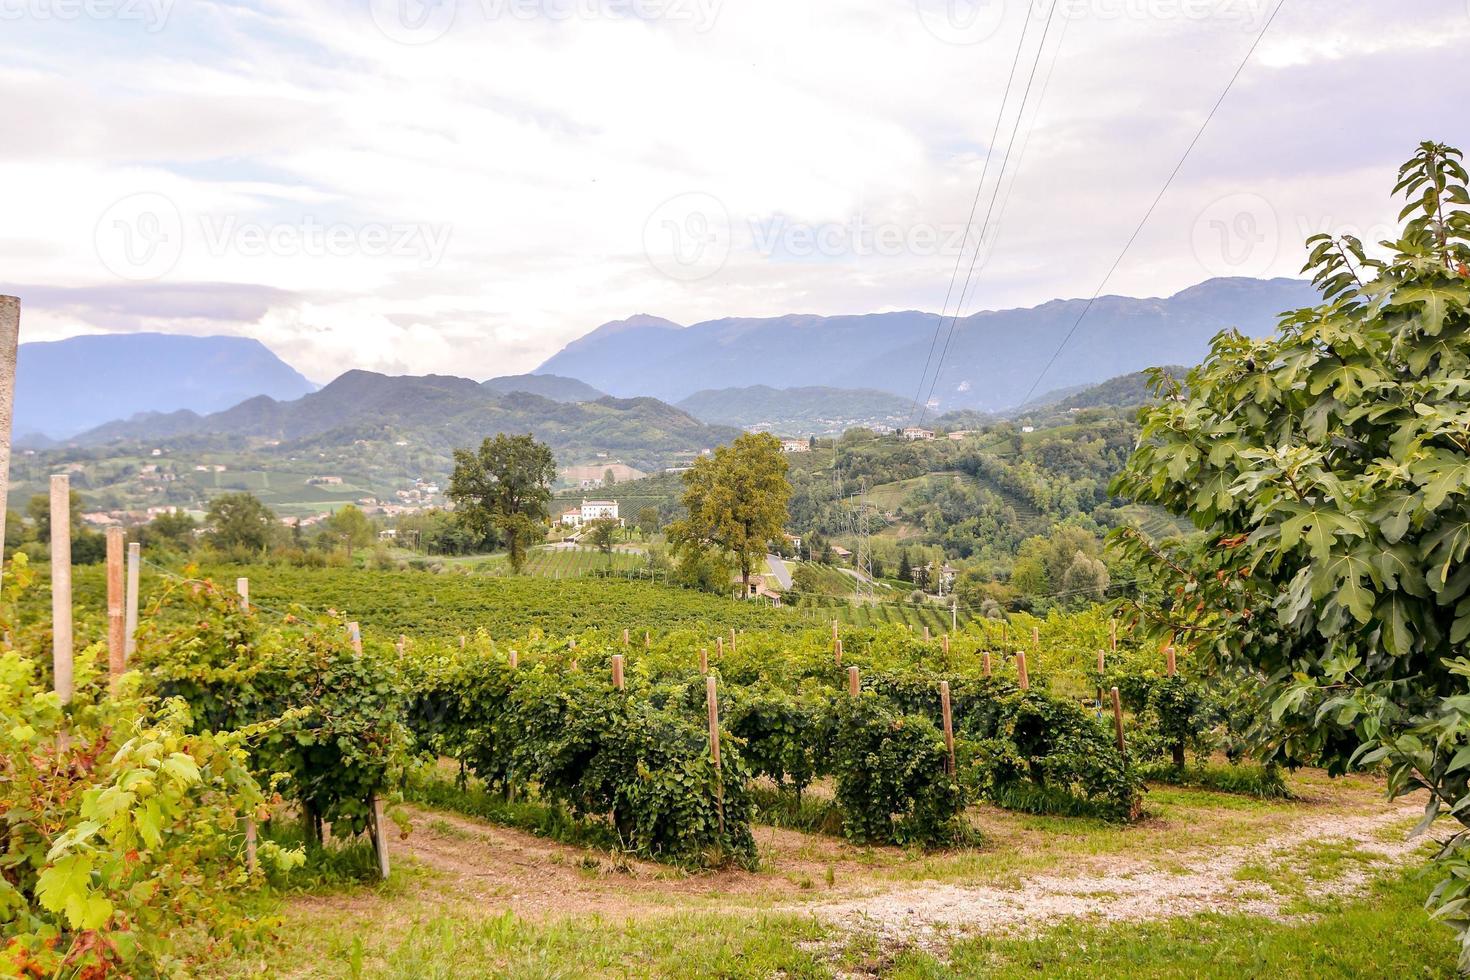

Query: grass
[1138,759,1291,798]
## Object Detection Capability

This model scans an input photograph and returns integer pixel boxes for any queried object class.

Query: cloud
[0,0,1464,381]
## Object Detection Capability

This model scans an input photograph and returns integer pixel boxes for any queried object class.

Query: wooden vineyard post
[942,634,950,656]
[371,794,390,879]
[644,630,651,649]
[983,651,992,678]
[706,676,724,839]
[1110,686,1126,757]
[833,623,841,662]
[508,649,519,669]
[1001,622,1008,644]
[1016,650,1029,691]
[612,654,625,690]
[106,527,125,690]
[923,625,931,642]
[1166,646,1177,677]
[1032,626,1040,647]
[717,635,724,658]
[236,576,250,613]
[1098,649,1106,674]
[1110,618,1118,653]
[623,627,629,646]
[951,600,957,633]
[459,635,466,649]
[835,638,843,665]
[848,665,860,697]
[0,297,15,579]
[244,816,258,874]
[348,621,362,655]
[50,474,73,705]
[396,634,407,654]
[124,541,140,664]
[729,628,737,654]
[939,681,956,776]
[699,647,708,674]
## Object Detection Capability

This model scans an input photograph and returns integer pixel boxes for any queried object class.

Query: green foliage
[830,695,967,846]
[206,491,280,554]
[448,433,556,572]
[669,432,790,587]
[409,646,756,867]
[0,573,290,975]
[1110,141,1470,964]
[136,578,410,835]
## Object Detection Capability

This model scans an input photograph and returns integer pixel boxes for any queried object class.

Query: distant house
[561,499,622,528]
[947,430,975,441]
[309,475,344,486]
[378,529,397,541]
[734,572,783,605]
[779,437,810,453]
[902,427,935,441]
[831,545,853,561]
[1021,425,1036,434]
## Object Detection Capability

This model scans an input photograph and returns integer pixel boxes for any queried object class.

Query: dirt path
[801,798,1429,950]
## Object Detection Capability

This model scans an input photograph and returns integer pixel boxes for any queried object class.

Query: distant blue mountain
[536,277,1322,413]
[15,332,316,440]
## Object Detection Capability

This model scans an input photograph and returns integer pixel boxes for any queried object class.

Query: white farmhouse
[561,499,623,528]
[779,437,810,453]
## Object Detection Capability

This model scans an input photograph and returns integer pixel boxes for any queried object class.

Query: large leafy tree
[1111,141,1470,961]
[448,434,555,572]
[669,433,790,591]
[205,492,278,554]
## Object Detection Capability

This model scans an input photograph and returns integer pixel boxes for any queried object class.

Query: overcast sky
[1,0,1464,383]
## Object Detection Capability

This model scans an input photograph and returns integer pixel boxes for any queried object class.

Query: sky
[0,0,1465,383]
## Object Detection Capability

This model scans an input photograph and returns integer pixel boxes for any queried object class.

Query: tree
[448,434,556,573]
[26,490,82,544]
[138,509,197,552]
[1060,550,1109,601]
[586,517,619,554]
[205,492,277,553]
[897,551,913,583]
[320,504,375,553]
[668,433,791,591]
[636,506,660,539]
[603,468,616,487]
[1110,142,1470,963]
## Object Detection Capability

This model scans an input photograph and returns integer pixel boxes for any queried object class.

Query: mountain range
[536,277,1319,412]
[75,370,738,472]
[16,276,1323,455]
[15,332,316,441]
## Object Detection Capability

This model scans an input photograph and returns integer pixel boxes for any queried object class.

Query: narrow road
[765,554,793,590]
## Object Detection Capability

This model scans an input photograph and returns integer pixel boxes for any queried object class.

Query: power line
[907,0,1047,426]
[1017,0,1290,408]
[915,0,1065,427]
